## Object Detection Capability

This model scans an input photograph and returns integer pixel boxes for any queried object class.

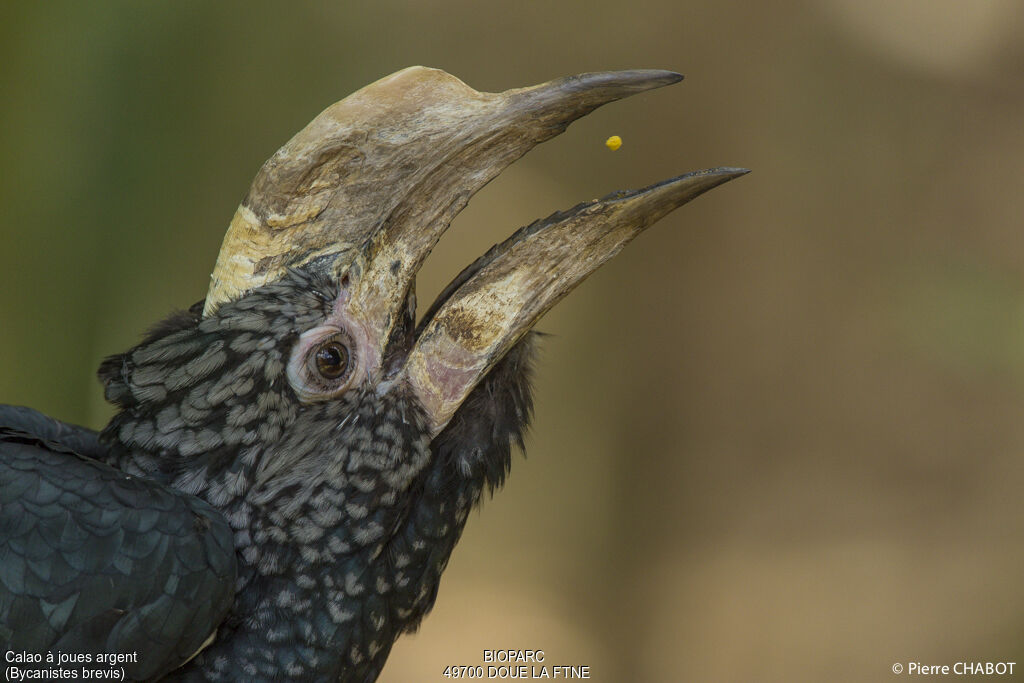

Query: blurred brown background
[2,1,1023,680]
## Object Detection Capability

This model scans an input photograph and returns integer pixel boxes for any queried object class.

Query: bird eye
[314,340,349,379]
[287,328,358,402]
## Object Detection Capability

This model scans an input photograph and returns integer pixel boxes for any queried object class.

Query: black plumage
[91,271,534,679]
[0,67,745,681]
[0,416,235,680]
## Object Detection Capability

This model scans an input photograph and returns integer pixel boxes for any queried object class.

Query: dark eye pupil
[315,342,349,379]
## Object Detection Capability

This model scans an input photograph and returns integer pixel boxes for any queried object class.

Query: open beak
[203,67,747,433]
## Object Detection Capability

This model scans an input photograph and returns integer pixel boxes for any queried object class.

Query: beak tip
[643,166,750,198]
[594,166,747,229]
[638,69,684,86]
[670,165,750,204]
[706,167,751,188]
[696,166,750,179]
[581,68,685,93]
[528,69,686,111]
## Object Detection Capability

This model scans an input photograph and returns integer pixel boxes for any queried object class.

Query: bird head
[101,65,745,515]
[94,66,745,676]
[100,64,746,500]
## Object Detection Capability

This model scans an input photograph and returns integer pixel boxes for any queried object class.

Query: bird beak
[202,67,746,433]
[204,66,684,318]
[401,167,747,434]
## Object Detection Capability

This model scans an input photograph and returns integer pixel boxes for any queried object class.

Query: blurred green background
[2,1,1023,680]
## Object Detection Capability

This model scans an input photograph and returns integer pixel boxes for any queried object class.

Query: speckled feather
[92,269,536,681]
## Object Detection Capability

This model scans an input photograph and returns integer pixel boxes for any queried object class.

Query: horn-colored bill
[203,66,684,317]
[402,167,749,435]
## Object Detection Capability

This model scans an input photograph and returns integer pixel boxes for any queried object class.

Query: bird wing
[0,404,105,458]
[0,407,237,680]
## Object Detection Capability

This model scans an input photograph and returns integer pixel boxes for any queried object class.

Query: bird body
[0,67,745,681]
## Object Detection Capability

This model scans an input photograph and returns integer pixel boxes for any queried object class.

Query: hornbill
[0,67,746,681]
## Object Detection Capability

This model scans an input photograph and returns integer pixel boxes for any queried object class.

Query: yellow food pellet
[605,135,622,151]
